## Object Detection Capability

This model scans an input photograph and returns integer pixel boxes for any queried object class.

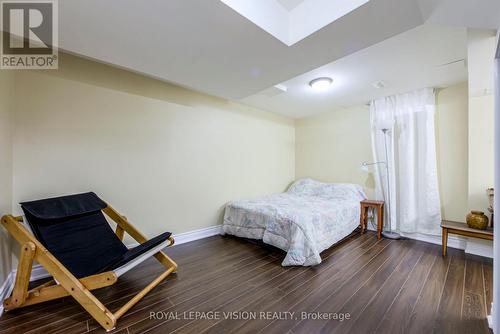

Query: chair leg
[6,206,179,331]
[1,215,117,331]
[158,237,178,272]
[8,242,35,308]
[114,266,176,320]
[5,271,118,310]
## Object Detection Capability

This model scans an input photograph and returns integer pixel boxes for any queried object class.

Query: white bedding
[221,179,366,266]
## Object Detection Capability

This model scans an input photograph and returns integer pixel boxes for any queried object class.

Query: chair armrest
[102,205,177,270]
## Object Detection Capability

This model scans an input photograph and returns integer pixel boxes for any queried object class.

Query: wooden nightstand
[441,220,493,256]
[360,200,385,239]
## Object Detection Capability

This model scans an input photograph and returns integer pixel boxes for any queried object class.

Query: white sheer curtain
[370,88,441,235]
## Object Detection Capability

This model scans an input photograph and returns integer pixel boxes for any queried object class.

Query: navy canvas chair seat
[1,192,177,331]
[21,192,171,278]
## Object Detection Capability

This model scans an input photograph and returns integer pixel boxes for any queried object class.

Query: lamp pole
[381,128,400,239]
[361,128,400,240]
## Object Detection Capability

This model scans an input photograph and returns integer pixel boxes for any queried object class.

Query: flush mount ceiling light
[372,80,386,89]
[309,77,333,91]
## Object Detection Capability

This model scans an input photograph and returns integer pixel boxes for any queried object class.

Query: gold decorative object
[466,211,489,230]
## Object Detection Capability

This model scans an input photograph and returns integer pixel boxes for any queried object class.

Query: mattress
[222,178,367,266]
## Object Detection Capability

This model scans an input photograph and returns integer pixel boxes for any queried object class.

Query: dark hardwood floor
[0,231,492,334]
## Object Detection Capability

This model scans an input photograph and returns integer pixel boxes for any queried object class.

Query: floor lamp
[362,127,401,240]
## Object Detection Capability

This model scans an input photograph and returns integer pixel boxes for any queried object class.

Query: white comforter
[221,179,367,266]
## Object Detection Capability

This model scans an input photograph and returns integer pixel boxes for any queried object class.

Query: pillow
[287,178,322,197]
[287,178,366,202]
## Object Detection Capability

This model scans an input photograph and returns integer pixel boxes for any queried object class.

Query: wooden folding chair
[1,192,177,331]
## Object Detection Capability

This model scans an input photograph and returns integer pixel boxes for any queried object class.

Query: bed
[221,178,367,266]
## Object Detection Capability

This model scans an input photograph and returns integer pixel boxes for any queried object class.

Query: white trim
[366,225,466,248]
[126,225,222,249]
[0,224,222,316]
[399,232,493,258]
[399,231,467,250]
[368,225,493,258]
[172,225,221,245]
[489,303,494,329]
[0,264,53,318]
[465,239,494,258]
[0,272,15,317]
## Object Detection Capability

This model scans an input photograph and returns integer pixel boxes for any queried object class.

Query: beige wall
[467,29,496,214]
[468,95,494,213]
[11,54,295,240]
[295,105,375,198]
[0,71,14,286]
[295,83,470,222]
[435,83,469,221]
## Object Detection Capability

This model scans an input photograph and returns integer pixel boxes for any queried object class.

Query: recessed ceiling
[240,24,468,118]
[277,0,304,11]
[54,0,499,101]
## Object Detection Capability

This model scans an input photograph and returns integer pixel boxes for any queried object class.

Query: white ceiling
[56,0,430,100]
[53,0,499,102]
[241,24,468,118]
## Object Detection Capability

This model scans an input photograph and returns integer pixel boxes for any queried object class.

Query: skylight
[277,0,305,11]
[220,0,370,46]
